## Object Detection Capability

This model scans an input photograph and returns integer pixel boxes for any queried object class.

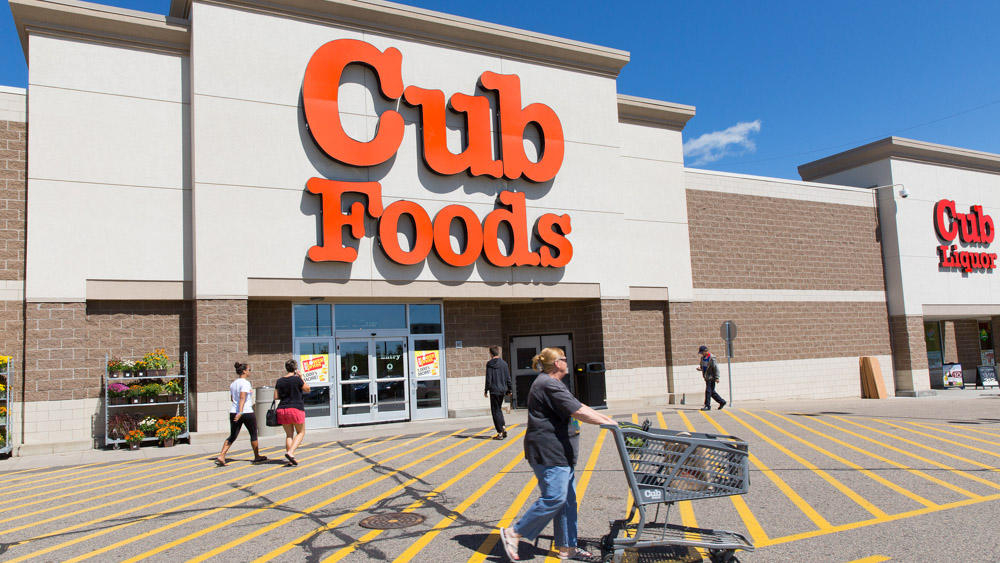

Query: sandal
[214,458,227,467]
[558,547,594,560]
[252,456,268,464]
[499,527,520,561]
[284,453,298,466]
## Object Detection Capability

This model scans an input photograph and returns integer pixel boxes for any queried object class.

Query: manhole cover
[358,512,425,529]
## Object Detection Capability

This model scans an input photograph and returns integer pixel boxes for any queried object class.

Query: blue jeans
[513,464,578,548]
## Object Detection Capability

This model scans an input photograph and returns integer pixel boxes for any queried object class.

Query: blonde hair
[532,347,565,373]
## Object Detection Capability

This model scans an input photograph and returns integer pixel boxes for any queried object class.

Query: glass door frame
[334,336,411,426]
[409,335,447,420]
[295,337,335,430]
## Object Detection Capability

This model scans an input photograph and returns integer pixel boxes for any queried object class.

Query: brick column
[194,299,247,433]
[888,315,933,396]
[599,299,629,371]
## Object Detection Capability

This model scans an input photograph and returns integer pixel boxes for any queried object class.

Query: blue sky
[3,0,999,180]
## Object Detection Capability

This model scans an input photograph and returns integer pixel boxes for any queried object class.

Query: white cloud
[683,120,762,166]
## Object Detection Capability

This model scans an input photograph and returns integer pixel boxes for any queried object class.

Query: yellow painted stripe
[321,427,530,563]
[904,420,1000,448]
[768,411,976,500]
[941,423,1000,438]
[815,416,1000,492]
[683,409,768,545]
[184,428,484,563]
[743,411,936,509]
[0,461,118,489]
[0,447,244,512]
[766,489,1000,547]
[57,436,394,563]
[670,410,705,558]
[723,410,887,518]
[874,418,1000,459]
[0,451,207,503]
[0,444,289,532]
[395,451,526,563]
[321,427,510,563]
[656,410,668,429]
[834,416,1000,478]
[847,556,890,563]
[701,410,832,530]
[5,436,398,563]
[467,470,538,563]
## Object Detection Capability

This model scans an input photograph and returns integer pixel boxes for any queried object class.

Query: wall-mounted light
[869,183,908,199]
[309,296,324,302]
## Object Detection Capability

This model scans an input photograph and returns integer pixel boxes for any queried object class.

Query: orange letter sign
[306,178,383,263]
[303,39,405,166]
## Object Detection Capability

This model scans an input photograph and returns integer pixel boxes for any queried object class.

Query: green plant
[138,417,158,434]
[141,383,162,398]
[133,360,147,373]
[128,385,143,399]
[163,380,183,395]
[107,357,122,374]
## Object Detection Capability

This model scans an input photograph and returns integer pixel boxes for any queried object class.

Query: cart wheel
[708,549,738,563]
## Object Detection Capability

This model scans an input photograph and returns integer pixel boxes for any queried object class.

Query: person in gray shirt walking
[484,345,513,440]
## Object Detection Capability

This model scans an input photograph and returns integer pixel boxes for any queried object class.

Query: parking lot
[1,394,1000,562]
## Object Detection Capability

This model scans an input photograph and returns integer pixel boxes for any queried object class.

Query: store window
[335,304,406,331]
[294,304,332,337]
[409,304,442,334]
[979,322,995,366]
[924,321,944,381]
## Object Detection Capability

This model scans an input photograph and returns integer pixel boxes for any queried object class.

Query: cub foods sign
[301,39,572,268]
[934,199,996,272]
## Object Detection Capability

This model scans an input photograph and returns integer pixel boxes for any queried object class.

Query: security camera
[899,187,910,198]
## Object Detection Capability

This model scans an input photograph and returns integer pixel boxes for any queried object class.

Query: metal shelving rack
[0,357,11,456]
[103,351,189,448]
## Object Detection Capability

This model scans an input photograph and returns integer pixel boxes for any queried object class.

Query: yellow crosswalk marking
[701,411,832,532]
[185,428,484,563]
[467,470,537,563]
[768,411,976,500]
[743,411,936,508]
[903,420,1000,448]
[847,556,890,563]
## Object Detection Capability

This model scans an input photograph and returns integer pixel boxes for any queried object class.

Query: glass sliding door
[335,337,410,425]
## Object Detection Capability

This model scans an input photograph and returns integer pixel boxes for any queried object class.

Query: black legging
[226,412,259,443]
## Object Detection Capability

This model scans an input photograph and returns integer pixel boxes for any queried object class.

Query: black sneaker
[718,401,726,410]
[700,406,711,411]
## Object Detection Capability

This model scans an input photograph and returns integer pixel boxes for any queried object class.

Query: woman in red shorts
[275,359,310,466]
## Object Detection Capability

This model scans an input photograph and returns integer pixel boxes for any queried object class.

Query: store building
[8,0,979,455]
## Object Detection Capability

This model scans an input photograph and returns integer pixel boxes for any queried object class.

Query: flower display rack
[102,351,189,449]
[0,356,11,456]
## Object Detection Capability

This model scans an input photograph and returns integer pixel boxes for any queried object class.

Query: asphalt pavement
[1,388,999,562]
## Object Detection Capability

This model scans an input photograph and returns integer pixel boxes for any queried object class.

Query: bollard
[255,386,280,437]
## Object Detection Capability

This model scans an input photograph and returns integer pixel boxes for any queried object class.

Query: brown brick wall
[0,120,25,281]
[500,299,604,368]
[23,301,194,403]
[668,300,891,363]
[0,300,22,393]
[686,190,885,291]
[444,300,502,378]
[247,300,293,387]
[942,321,958,363]
[889,315,928,372]
[195,299,248,393]
[624,301,668,369]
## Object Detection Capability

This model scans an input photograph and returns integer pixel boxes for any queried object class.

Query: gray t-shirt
[523,373,583,467]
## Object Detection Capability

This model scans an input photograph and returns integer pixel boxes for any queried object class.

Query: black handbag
[265,399,279,427]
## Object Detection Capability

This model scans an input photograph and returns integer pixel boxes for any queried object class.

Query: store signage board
[976,365,998,388]
[300,354,330,385]
[415,350,441,378]
[302,39,572,269]
[943,363,965,389]
[934,199,997,273]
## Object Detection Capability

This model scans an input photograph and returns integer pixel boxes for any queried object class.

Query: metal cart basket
[599,421,754,563]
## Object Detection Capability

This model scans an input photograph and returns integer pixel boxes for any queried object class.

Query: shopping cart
[599,421,754,563]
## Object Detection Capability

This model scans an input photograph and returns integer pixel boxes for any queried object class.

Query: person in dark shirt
[697,345,726,411]
[484,345,513,440]
[499,347,617,561]
[275,358,310,466]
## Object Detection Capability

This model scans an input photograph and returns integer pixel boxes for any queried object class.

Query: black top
[523,373,583,467]
[484,357,513,395]
[275,375,306,411]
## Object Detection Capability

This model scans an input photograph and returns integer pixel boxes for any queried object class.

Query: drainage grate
[358,512,426,529]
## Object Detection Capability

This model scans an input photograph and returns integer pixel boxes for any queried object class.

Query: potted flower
[107,357,122,378]
[143,349,174,377]
[120,359,135,378]
[155,423,182,447]
[162,380,183,402]
[141,383,162,403]
[124,429,145,450]
[108,382,130,405]
[133,360,147,377]
[0,405,6,425]
[0,382,6,399]
[128,384,143,404]
[108,413,139,444]
[139,417,159,437]
[0,355,10,373]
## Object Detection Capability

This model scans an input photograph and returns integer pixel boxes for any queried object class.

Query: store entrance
[336,338,409,425]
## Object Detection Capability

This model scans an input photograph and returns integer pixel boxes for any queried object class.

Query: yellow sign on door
[300,354,330,384]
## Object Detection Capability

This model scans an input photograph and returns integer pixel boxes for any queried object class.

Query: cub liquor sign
[934,199,997,272]
[301,39,572,268]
